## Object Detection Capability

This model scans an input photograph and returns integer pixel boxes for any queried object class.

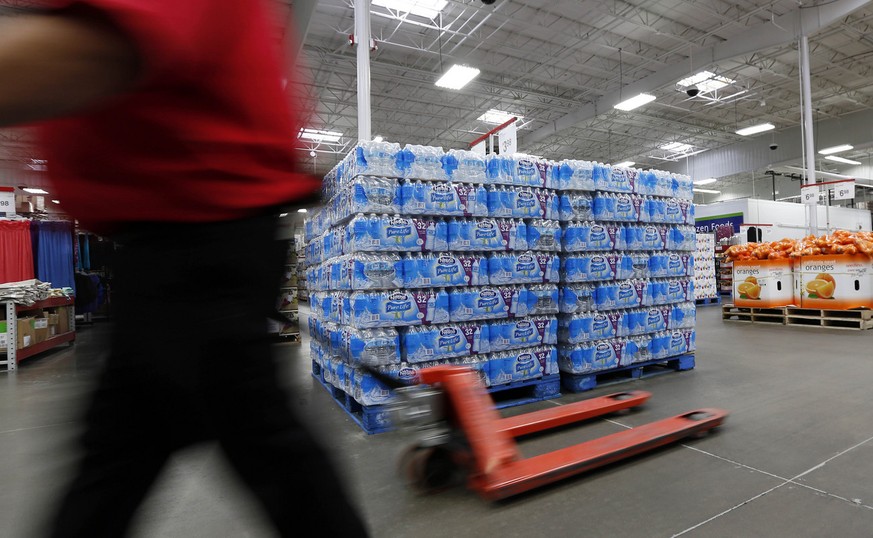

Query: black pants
[49,214,368,537]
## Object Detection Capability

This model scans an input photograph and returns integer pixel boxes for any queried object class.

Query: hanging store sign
[498,120,517,155]
[472,140,487,156]
[801,179,855,203]
[0,186,14,215]
[832,179,855,200]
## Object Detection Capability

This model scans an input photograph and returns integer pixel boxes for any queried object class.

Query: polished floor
[3,306,873,537]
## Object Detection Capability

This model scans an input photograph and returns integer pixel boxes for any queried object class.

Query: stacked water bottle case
[305,143,564,410]
[554,159,697,389]
[305,141,698,410]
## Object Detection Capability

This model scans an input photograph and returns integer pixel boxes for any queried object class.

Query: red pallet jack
[387,365,727,501]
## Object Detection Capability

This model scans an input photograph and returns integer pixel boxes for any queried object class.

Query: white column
[800,35,818,236]
[355,0,372,142]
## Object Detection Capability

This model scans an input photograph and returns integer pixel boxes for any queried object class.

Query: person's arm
[0,8,141,127]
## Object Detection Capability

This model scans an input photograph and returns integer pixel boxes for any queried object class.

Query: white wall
[696,199,871,241]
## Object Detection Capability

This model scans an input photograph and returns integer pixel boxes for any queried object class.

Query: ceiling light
[677,71,735,93]
[298,208,308,213]
[693,188,721,194]
[694,178,717,185]
[614,161,635,168]
[825,155,862,165]
[300,128,342,143]
[477,109,523,125]
[435,65,480,90]
[372,0,448,19]
[279,213,289,218]
[22,188,48,194]
[373,136,384,142]
[818,144,853,155]
[660,142,694,153]
[51,200,60,204]
[309,151,317,157]
[736,123,775,136]
[614,93,657,111]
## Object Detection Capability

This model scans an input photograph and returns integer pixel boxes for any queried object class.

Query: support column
[800,35,818,236]
[355,0,372,142]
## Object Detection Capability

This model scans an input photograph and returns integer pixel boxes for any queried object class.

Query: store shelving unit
[716,243,733,297]
[274,239,300,342]
[1,297,76,372]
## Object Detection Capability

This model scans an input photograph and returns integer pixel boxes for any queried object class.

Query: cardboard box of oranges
[798,254,873,309]
[733,259,796,307]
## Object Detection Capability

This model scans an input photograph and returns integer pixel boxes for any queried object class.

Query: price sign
[0,187,14,215]
[498,120,517,155]
[832,180,855,200]
[801,184,820,204]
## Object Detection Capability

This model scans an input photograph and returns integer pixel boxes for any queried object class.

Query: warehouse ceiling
[2,0,873,201]
[295,0,873,184]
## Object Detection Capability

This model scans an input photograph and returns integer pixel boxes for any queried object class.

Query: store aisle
[3,307,873,537]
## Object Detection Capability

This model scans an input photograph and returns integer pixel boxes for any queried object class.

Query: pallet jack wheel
[399,444,460,492]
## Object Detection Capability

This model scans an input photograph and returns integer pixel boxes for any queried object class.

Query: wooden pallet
[722,304,873,331]
[785,307,873,331]
[561,354,695,393]
[721,304,787,324]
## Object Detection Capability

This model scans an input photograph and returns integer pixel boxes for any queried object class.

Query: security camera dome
[686,86,700,98]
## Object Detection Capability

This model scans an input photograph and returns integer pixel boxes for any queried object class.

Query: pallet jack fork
[392,365,727,501]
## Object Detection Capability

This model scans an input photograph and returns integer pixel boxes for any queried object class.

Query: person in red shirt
[0,2,368,537]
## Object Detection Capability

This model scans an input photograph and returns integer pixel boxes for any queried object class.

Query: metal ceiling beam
[660,107,873,180]
[525,0,873,146]
[286,0,320,63]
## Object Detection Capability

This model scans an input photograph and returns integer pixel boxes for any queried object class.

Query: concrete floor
[3,306,873,537]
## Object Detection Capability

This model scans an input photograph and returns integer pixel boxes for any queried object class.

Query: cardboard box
[47,313,59,338]
[798,254,873,310]
[17,317,35,348]
[33,317,49,344]
[56,307,71,335]
[733,259,796,307]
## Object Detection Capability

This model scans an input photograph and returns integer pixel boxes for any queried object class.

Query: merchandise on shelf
[694,234,718,300]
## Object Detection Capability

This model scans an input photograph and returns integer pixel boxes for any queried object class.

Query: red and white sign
[801,179,855,203]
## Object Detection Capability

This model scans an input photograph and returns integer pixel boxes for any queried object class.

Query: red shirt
[39,0,318,232]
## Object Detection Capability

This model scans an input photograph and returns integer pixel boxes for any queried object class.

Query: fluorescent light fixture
[300,128,342,143]
[694,178,718,185]
[435,65,480,90]
[677,71,735,93]
[736,123,775,136]
[279,213,289,218]
[372,136,384,142]
[693,188,721,194]
[372,0,447,19]
[22,188,48,194]
[614,93,657,111]
[51,200,60,204]
[298,208,308,213]
[660,142,694,153]
[825,155,862,165]
[614,161,635,168]
[477,109,523,125]
[819,144,853,155]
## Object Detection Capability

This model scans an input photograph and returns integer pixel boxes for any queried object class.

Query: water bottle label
[385,292,412,313]
[386,217,412,238]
